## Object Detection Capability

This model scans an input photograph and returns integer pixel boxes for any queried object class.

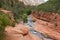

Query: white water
[25,16,53,40]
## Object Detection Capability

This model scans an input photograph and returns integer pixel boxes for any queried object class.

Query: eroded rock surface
[34,20,60,40]
[30,14,60,40]
[5,23,41,40]
[19,0,45,6]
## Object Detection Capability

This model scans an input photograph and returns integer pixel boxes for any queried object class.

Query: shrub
[0,11,11,40]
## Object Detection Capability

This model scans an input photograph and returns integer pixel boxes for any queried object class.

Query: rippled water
[25,16,53,40]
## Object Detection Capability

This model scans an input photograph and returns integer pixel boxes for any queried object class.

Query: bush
[0,11,11,40]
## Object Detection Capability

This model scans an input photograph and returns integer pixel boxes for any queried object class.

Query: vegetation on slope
[36,0,60,13]
[0,0,60,40]
[0,0,33,40]
[0,0,33,23]
[0,11,12,40]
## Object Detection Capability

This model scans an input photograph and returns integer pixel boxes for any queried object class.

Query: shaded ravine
[25,16,53,40]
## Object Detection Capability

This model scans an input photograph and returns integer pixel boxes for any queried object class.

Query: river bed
[25,16,53,40]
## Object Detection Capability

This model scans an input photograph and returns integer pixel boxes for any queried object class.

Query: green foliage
[0,15,11,26]
[0,0,34,23]
[36,0,60,13]
[4,0,32,23]
[0,14,11,26]
[1,0,60,40]
[0,11,11,40]
[22,14,28,23]
[0,0,4,8]
[23,8,31,15]
[45,33,49,38]
[0,26,6,40]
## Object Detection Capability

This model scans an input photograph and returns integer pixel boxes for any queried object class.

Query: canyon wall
[19,0,45,6]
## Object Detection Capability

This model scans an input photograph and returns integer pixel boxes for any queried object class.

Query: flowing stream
[25,16,53,40]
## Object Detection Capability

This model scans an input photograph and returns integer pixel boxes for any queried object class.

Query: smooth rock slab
[5,24,41,40]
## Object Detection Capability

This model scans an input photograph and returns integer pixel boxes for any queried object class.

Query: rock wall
[30,10,60,32]
[19,0,45,6]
